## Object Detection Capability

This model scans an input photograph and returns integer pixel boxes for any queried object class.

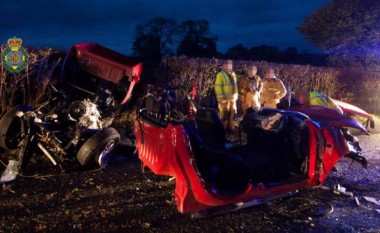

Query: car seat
[195,108,225,149]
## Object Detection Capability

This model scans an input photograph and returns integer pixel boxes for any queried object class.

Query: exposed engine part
[64,130,81,150]
[78,99,102,130]
[23,111,39,122]
[68,99,102,130]
[79,115,102,130]
[68,101,88,120]
[45,134,66,156]
[44,114,58,122]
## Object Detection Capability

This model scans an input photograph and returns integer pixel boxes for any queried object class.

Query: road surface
[0,132,379,233]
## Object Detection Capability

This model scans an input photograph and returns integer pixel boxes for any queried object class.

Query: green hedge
[153,56,380,114]
[0,48,59,115]
[2,52,378,117]
[155,56,340,107]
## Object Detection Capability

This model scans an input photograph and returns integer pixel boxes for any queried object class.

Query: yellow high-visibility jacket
[309,91,343,114]
[214,71,237,101]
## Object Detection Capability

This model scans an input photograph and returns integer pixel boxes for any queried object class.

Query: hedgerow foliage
[339,68,380,114]
[2,52,379,118]
[156,56,342,107]
[0,47,61,114]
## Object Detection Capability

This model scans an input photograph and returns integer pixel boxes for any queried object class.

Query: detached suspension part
[37,142,57,166]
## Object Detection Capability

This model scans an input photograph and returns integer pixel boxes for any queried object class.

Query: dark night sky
[0,0,331,55]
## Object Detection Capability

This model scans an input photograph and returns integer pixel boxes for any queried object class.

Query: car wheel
[0,105,33,150]
[76,128,120,167]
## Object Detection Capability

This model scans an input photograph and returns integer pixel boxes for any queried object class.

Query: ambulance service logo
[1,37,29,73]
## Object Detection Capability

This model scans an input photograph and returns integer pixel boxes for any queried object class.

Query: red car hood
[332,99,375,121]
[291,106,369,135]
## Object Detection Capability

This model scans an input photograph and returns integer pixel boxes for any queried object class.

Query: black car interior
[138,95,311,196]
[190,107,310,195]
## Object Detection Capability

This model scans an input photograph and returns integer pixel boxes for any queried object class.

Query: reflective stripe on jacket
[214,71,237,101]
[309,91,342,113]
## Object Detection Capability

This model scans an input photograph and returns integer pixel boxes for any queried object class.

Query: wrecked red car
[0,43,142,182]
[133,95,369,218]
[62,42,142,108]
[281,92,373,167]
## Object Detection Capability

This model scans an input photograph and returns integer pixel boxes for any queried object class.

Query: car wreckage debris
[333,184,354,197]
[133,90,374,216]
[363,196,380,206]
[0,43,142,182]
[0,160,20,182]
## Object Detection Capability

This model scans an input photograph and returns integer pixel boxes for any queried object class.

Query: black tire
[0,105,33,150]
[77,128,120,167]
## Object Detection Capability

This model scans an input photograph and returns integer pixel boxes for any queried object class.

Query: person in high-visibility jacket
[261,68,287,108]
[294,89,343,114]
[214,60,238,132]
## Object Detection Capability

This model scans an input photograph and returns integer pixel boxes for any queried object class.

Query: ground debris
[165,199,175,205]
[84,178,95,186]
[363,196,380,206]
[99,208,107,218]
[314,185,330,190]
[333,184,353,197]
[355,197,372,210]
[293,219,312,224]
[33,215,48,224]
[35,224,47,232]
[46,192,57,200]
[142,222,151,228]
[72,223,84,231]
[2,184,16,193]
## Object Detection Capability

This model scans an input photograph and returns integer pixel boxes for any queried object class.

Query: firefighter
[238,65,263,113]
[261,68,287,108]
[214,60,238,133]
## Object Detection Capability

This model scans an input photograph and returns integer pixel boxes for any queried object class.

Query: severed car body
[332,98,375,130]
[284,90,374,167]
[62,42,142,109]
[133,94,370,218]
[0,43,142,182]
